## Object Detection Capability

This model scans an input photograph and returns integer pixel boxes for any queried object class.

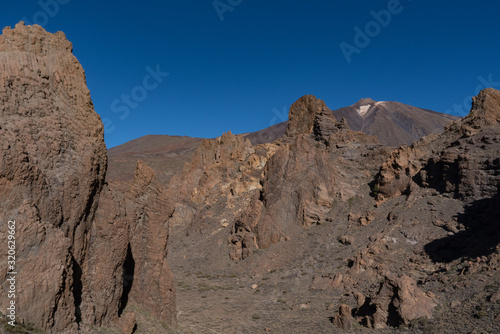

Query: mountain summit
[333,98,460,146]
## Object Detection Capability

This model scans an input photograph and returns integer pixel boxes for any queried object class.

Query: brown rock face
[375,88,500,203]
[107,96,458,185]
[167,95,389,261]
[163,90,500,332]
[460,88,500,129]
[228,96,387,254]
[83,162,176,328]
[0,22,107,332]
[285,95,331,137]
[0,23,175,332]
[332,304,353,330]
[357,275,436,329]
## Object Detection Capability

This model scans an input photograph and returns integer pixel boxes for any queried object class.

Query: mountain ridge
[108,98,460,184]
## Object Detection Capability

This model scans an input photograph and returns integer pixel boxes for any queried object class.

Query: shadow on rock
[424,192,500,263]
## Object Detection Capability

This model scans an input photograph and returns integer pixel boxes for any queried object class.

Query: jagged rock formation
[166,90,500,333]
[166,131,270,233]
[166,95,390,260]
[83,161,176,328]
[3,22,498,334]
[375,88,500,203]
[0,22,107,332]
[353,275,436,329]
[0,23,175,333]
[107,98,458,185]
[228,96,390,258]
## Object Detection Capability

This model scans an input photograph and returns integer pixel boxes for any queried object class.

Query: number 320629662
[7,220,15,271]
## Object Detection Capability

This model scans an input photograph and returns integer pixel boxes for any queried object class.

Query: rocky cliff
[107,98,459,188]
[0,23,175,333]
[166,95,390,260]
[166,90,500,333]
[2,21,500,334]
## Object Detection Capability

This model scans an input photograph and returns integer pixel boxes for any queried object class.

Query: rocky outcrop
[332,304,353,330]
[0,23,175,332]
[0,22,107,332]
[166,95,389,261]
[285,95,330,137]
[83,162,176,328]
[107,97,459,184]
[162,87,499,332]
[166,131,273,242]
[356,275,436,329]
[375,88,500,203]
[229,96,387,254]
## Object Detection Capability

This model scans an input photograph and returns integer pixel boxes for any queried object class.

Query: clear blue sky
[3,1,500,148]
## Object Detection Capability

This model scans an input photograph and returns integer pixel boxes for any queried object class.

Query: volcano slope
[165,91,500,333]
[107,99,458,186]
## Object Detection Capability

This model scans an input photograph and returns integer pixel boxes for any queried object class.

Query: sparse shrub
[371,183,380,197]
[475,310,488,319]
[177,281,192,291]
[409,317,435,331]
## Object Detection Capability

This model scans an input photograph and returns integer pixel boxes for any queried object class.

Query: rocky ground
[1,22,499,334]
[162,90,500,333]
[166,192,500,333]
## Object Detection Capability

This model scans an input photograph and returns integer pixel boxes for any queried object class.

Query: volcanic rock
[107,97,458,184]
[375,88,500,203]
[333,304,353,330]
[165,90,500,333]
[357,275,436,329]
[0,22,107,332]
[285,95,331,137]
[0,23,175,332]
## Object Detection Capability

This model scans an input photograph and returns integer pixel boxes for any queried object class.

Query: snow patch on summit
[357,105,371,117]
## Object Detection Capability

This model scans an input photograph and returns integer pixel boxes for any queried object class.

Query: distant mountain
[332,98,460,147]
[107,123,289,184]
[107,135,203,184]
[243,122,288,145]
[240,98,460,148]
[107,99,460,184]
